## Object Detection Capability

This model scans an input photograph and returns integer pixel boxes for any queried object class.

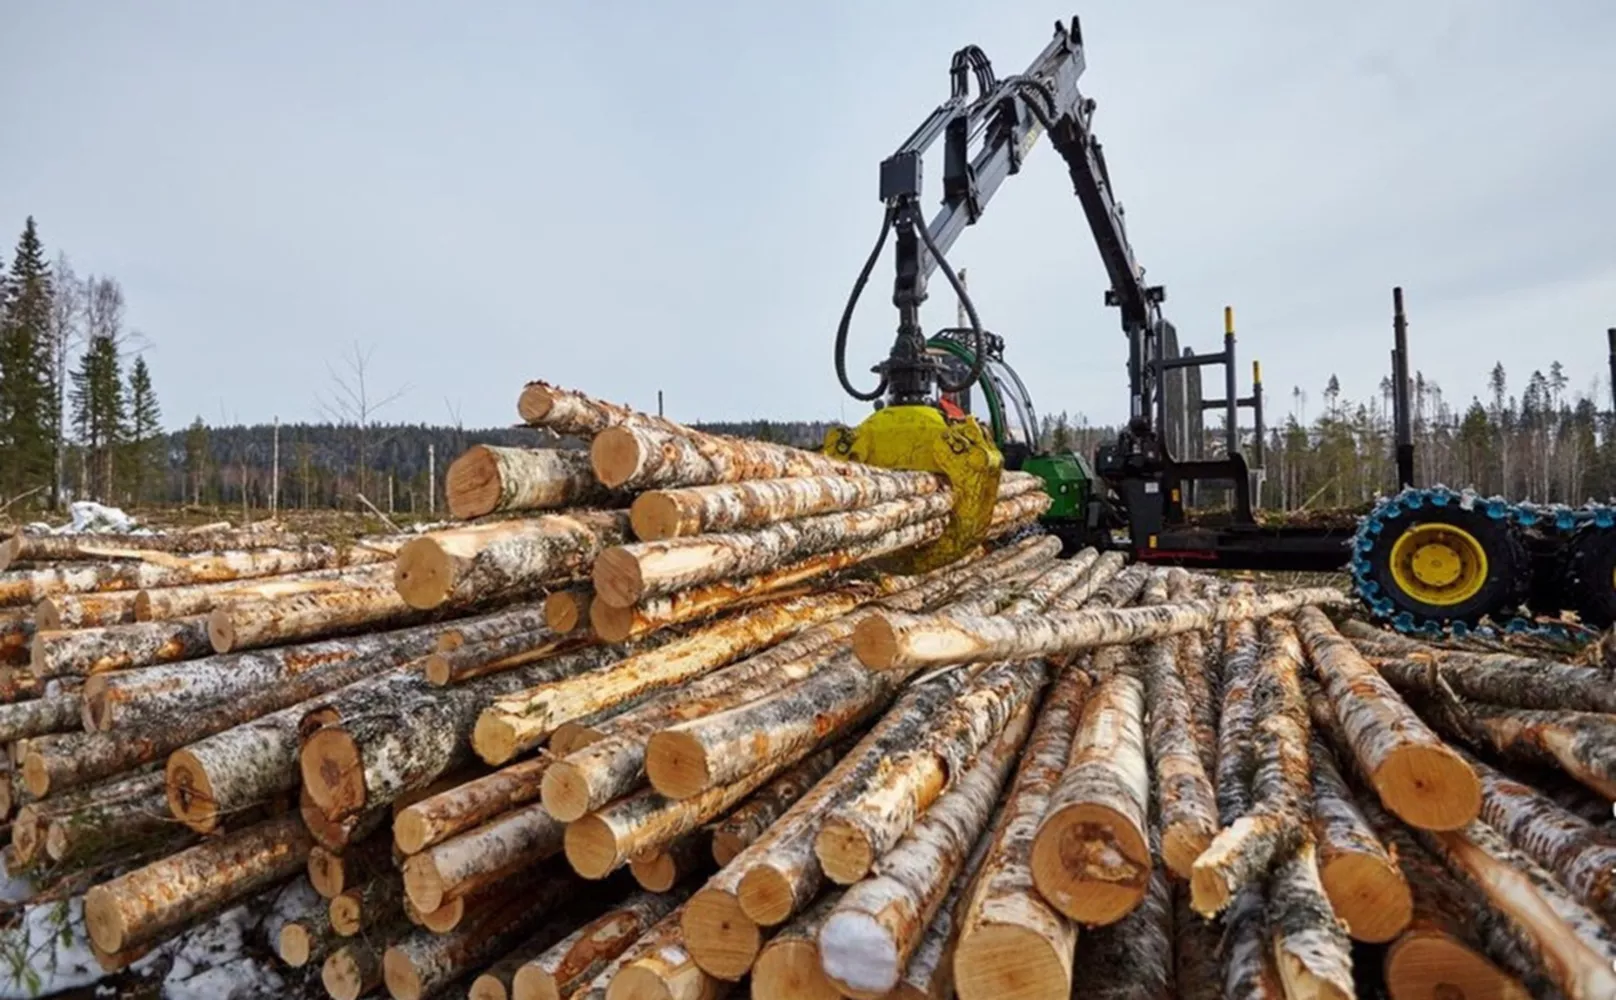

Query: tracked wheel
[1564,524,1616,628]
[1356,502,1530,631]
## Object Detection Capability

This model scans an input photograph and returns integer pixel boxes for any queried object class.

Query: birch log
[1224,886,1285,999]
[475,588,866,764]
[0,526,301,568]
[1216,616,1262,822]
[891,812,996,1000]
[854,585,1348,670]
[424,628,588,686]
[471,917,582,1000]
[83,814,313,954]
[681,671,975,980]
[1294,606,1481,830]
[630,832,710,892]
[750,892,843,1000]
[133,563,392,622]
[278,895,343,968]
[383,889,562,1000]
[1267,839,1356,1000]
[0,693,81,743]
[11,766,166,866]
[401,801,564,912]
[1140,612,1217,877]
[1029,654,1152,925]
[544,588,592,633]
[630,468,943,541]
[35,591,138,630]
[511,890,681,1000]
[1419,700,1616,800]
[1064,824,1172,1000]
[590,420,847,491]
[953,662,1090,1000]
[517,382,665,436]
[394,509,632,610]
[42,773,182,867]
[31,616,212,677]
[594,492,953,606]
[207,582,423,653]
[603,907,726,1000]
[436,604,554,652]
[817,703,1033,999]
[1367,646,1616,716]
[709,748,840,865]
[447,444,623,519]
[1310,734,1413,942]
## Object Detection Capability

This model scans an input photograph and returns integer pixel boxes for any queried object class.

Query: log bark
[630,468,943,541]
[0,693,81,742]
[1294,606,1481,831]
[708,748,839,866]
[1140,607,1217,877]
[133,563,392,622]
[42,773,182,867]
[891,809,995,1000]
[1064,823,1172,1000]
[383,887,563,1000]
[1417,699,1616,800]
[1174,892,1223,1000]
[394,510,632,610]
[1310,733,1413,942]
[35,591,138,630]
[986,492,1052,533]
[476,588,866,764]
[436,604,554,652]
[1368,648,1616,716]
[1030,659,1152,925]
[511,890,681,1000]
[630,831,710,892]
[208,582,424,653]
[11,766,166,866]
[31,616,212,677]
[855,585,1349,670]
[516,382,664,436]
[952,662,1090,1000]
[394,754,552,855]
[308,835,392,899]
[590,420,847,491]
[1224,885,1285,999]
[401,800,564,912]
[329,875,405,937]
[1268,839,1356,1000]
[603,905,726,1000]
[448,444,624,519]
[1216,615,1262,822]
[83,814,313,953]
[544,588,592,633]
[1,525,304,568]
[815,659,1047,884]
[680,670,975,980]
[1424,819,1616,1000]
[424,628,590,686]
[817,702,1033,999]
[596,493,952,607]
[750,892,843,1000]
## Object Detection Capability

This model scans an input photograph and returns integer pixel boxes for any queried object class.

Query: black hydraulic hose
[914,212,986,394]
[834,206,897,402]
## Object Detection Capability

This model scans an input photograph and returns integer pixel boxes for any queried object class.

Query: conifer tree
[0,217,58,502]
[125,356,161,502]
[184,416,210,505]
[71,334,126,500]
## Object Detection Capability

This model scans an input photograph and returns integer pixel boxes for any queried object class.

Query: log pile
[6,380,1613,1000]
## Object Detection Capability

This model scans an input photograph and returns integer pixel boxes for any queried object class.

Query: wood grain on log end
[538,761,594,823]
[300,725,367,817]
[753,938,841,1000]
[20,749,50,799]
[1373,743,1482,831]
[469,973,512,1000]
[323,945,381,1000]
[710,831,745,868]
[562,815,620,879]
[589,426,644,490]
[1161,824,1214,883]
[83,885,131,954]
[445,445,503,520]
[165,749,221,834]
[736,865,799,927]
[278,923,318,967]
[683,886,761,980]
[205,607,235,653]
[383,946,427,1000]
[394,538,455,610]
[392,809,436,857]
[328,893,363,936]
[34,599,61,631]
[1318,851,1414,944]
[952,923,1071,1000]
[473,711,523,766]
[1383,929,1528,1000]
[544,589,591,633]
[548,722,604,757]
[1029,802,1151,924]
[643,730,711,801]
[402,853,449,913]
[414,896,468,933]
[590,548,645,610]
[850,615,901,671]
[814,819,876,886]
[629,493,683,543]
[516,384,560,425]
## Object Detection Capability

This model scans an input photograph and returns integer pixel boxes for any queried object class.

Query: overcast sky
[3,0,1612,432]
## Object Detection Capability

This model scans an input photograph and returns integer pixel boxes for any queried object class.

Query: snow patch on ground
[0,899,105,999]
[25,501,145,536]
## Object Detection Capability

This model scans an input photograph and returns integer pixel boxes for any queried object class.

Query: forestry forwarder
[825,16,1616,637]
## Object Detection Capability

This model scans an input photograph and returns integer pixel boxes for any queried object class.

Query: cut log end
[1029,802,1152,924]
[445,446,503,520]
[401,854,448,914]
[278,924,316,967]
[814,819,876,887]
[629,852,680,893]
[562,815,620,879]
[544,590,590,633]
[736,866,799,928]
[591,548,645,610]
[1161,824,1214,882]
[1372,744,1482,832]
[606,963,680,1000]
[300,726,367,817]
[165,750,220,834]
[684,886,761,980]
[952,923,1072,1000]
[538,761,592,823]
[322,947,374,1000]
[83,885,130,955]
[850,617,901,671]
[382,946,426,1000]
[473,712,523,767]
[512,963,563,1000]
[590,600,638,644]
[629,493,684,543]
[35,599,62,631]
[1317,851,1414,944]
[394,538,455,610]
[392,810,432,856]
[328,893,362,936]
[308,847,346,898]
[1383,930,1528,1000]
[819,910,899,999]
[206,608,236,653]
[590,426,644,490]
[753,939,841,1000]
[643,731,712,801]
[710,831,745,868]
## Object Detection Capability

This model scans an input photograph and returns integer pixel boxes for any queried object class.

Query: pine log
[595,492,953,607]
[1294,606,1481,830]
[35,591,138,630]
[1267,839,1355,1000]
[630,468,943,541]
[0,693,81,742]
[512,890,680,1000]
[1140,594,1217,877]
[708,748,839,865]
[952,662,1090,1000]
[424,628,590,686]
[83,814,313,954]
[1310,733,1413,942]
[603,905,726,1000]
[395,509,632,610]
[1424,819,1616,1000]
[1064,823,1172,1000]
[1190,618,1313,917]
[817,702,1033,999]
[82,619,444,733]
[330,875,405,937]
[590,420,846,492]
[1418,699,1616,800]
[133,563,392,622]
[855,585,1349,670]
[31,616,212,678]
[278,893,343,968]
[208,581,426,653]
[681,671,975,980]
[448,444,624,519]
[476,588,866,765]
[1029,655,1151,925]
[630,831,711,892]
[323,937,394,1000]
[815,659,1047,884]
[401,800,564,912]
[308,835,393,899]
[544,587,592,633]
[436,604,554,652]
[302,643,627,820]
[394,754,552,855]
[750,892,843,1000]
[383,888,562,1000]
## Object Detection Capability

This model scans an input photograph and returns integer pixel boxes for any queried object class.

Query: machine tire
[1360,505,1529,629]
[1566,526,1616,628]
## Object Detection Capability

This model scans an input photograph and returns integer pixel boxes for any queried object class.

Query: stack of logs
[2,379,1613,1000]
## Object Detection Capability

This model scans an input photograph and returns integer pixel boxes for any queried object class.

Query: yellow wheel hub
[1388,522,1489,607]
